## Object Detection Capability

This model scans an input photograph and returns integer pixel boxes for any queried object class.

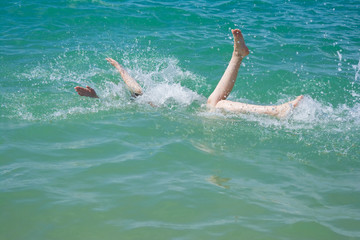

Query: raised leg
[207,29,249,107]
[106,58,143,97]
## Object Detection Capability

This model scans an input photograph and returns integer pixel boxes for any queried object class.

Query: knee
[207,99,227,110]
[207,96,219,107]
[214,100,227,109]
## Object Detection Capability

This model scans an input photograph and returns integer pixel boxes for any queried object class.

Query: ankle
[231,54,243,64]
[233,51,244,59]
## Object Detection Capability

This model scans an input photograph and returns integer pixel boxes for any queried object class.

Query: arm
[106,58,143,97]
[74,58,142,99]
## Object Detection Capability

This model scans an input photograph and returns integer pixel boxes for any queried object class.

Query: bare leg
[209,29,303,118]
[207,29,249,107]
[216,95,303,118]
[74,86,99,98]
[106,58,143,97]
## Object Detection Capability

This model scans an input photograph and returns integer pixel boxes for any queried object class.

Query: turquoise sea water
[1,0,360,239]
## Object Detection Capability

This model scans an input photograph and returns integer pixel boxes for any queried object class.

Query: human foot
[74,86,99,98]
[275,95,303,118]
[231,29,249,58]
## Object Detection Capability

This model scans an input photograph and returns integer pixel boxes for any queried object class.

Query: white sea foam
[138,82,204,107]
[122,56,206,107]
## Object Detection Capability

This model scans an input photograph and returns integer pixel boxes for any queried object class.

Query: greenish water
[1,0,360,239]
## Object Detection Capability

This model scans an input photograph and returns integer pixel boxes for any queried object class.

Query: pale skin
[74,58,142,98]
[75,29,303,118]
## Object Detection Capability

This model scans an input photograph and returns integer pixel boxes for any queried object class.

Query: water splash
[198,94,360,158]
[3,53,206,121]
[353,59,360,82]
[337,50,342,72]
[128,58,205,107]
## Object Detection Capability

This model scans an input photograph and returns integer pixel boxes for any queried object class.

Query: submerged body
[75,29,303,118]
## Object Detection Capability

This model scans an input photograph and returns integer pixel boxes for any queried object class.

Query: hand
[106,58,121,68]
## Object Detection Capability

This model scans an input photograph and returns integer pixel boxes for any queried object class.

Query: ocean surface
[1,0,360,239]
